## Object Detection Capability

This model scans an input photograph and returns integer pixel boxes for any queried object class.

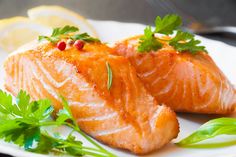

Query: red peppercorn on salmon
[4,41,179,154]
[113,36,236,114]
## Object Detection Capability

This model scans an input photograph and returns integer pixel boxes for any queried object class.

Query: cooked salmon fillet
[113,36,236,114]
[4,41,179,154]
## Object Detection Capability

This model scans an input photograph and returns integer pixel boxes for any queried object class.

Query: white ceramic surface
[0,20,236,157]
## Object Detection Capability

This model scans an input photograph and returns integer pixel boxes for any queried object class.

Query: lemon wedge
[0,17,50,52]
[27,5,97,37]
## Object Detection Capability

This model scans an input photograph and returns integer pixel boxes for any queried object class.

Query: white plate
[0,20,236,157]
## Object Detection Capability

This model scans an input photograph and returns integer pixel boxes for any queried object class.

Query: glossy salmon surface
[4,41,179,154]
[113,36,236,114]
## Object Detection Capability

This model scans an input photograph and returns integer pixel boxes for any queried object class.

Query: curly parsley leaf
[24,127,41,150]
[30,132,54,154]
[38,25,99,44]
[155,14,182,35]
[0,90,13,115]
[71,33,100,42]
[38,36,59,43]
[39,25,79,44]
[30,132,85,156]
[169,31,207,54]
[0,89,116,157]
[137,26,162,53]
[51,25,79,37]
[0,90,53,149]
[170,30,194,42]
[137,14,207,54]
[0,120,40,150]
[177,118,236,148]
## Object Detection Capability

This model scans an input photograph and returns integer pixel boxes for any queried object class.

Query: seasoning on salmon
[113,35,236,114]
[4,41,179,154]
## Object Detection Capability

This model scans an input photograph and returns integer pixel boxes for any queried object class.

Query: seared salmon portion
[113,36,236,114]
[4,41,179,154]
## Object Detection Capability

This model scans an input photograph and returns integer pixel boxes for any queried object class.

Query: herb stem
[0,90,116,157]
[65,122,116,157]
[39,121,116,157]
[41,132,112,157]
[39,121,60,126]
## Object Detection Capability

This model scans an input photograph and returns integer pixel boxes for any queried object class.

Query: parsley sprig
[138,26,162,53]
[0,90,116,157]
[71,33,100,42]
[39,25,100,44]
[155,14,181,35]
[138,14,207,54]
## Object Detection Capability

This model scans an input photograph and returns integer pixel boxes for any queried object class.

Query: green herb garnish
[137,26,162,53]
[169,30,207,54]
[0,89,116,157]
[71,33,100,42]
[39,25,78,43]
[138,14,207,54]
[106,62,113,90]
[155,14,182,35]
[39,25,100,44]
[177,117,236,148]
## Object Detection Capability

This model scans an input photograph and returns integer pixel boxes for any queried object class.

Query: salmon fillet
[113,36,236,114]
[4,41,179,154]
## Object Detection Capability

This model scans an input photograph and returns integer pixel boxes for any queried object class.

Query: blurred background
[0,0,236,45]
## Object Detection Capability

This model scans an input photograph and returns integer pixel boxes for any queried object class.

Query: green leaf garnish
[0,89,116,157]
[169,30,207,54]
[51,26,79,37]
[177,118,236,148]
[38,25,100,44]
[71,33,100,42]
[137,26,162,53]
[39,25,78,43]
[137,14,207,54]
[106,62,113,90]
[155,14,182,35]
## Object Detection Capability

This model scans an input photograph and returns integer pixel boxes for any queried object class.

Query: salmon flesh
[4,41,179,154]
[113,36,236,114]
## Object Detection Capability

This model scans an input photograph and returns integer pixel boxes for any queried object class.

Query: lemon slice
[28,5,97,37]
[0,17,50,52]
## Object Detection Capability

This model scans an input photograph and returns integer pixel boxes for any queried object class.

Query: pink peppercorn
[57,41,66,51]
[74,40,84,50]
